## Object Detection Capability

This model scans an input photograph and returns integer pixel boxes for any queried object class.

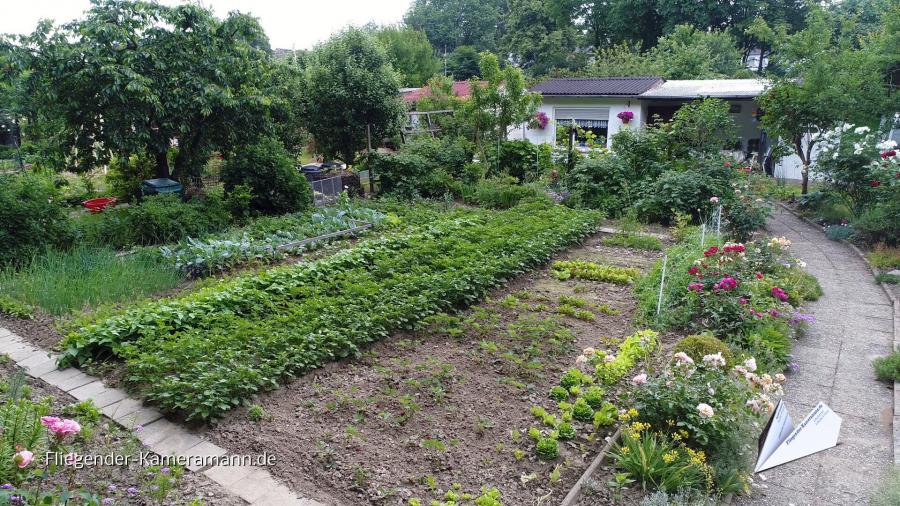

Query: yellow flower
[678,429,689,439]
[662,451,678,463]
[620,446,630,455]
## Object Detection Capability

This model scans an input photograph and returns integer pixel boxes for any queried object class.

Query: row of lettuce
[58,199,603,421]
[595,224,822,498]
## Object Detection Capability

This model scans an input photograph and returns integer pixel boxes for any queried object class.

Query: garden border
[0,327,325,506]
[558,426,622,506]
[776,202,900,463]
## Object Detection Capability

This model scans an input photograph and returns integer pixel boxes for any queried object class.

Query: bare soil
[0,359,242,505]
[208,233,676,506]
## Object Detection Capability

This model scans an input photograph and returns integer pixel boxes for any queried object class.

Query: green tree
[759,6,891,194]
[446,45,482,80]
[303,28,404,164]
[464,52,541,159]
[404,0,507,52]
[373,26,440,87]
[7,0,276,178]
[649,25,744,78]
[502,0,585,76]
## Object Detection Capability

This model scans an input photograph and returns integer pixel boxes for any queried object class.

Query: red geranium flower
[703,246,719,257]
[869,180,881,187]
[688,266,699,275]
[881,150,896,159]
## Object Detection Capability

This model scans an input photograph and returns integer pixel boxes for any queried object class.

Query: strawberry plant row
[59,200,603,420]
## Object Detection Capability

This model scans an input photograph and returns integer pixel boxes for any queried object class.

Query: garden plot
[206,233,670,506]
[0,359,242,505]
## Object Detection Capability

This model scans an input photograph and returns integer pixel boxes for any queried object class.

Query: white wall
[518,97,642,147]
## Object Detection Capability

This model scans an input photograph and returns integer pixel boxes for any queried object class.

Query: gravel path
[741,206,895,505]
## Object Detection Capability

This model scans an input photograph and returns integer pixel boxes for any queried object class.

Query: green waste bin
[140,178,183,196]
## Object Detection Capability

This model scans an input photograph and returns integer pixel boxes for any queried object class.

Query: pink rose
[40,416,60,427]
[14,450,33,468]
[631,373,648,385]
[46,418,82,441]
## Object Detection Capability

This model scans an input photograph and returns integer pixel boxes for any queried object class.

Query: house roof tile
[529,77,664,96]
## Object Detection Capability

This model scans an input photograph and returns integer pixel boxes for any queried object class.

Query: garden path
[740,206,896,505]
[0,327,325,506]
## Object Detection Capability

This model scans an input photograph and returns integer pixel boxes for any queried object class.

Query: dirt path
[741,206,895,505]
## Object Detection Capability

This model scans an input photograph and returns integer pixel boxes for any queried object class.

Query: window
[555,107,610,148]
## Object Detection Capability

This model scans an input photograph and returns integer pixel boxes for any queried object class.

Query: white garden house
[513,77,808,180]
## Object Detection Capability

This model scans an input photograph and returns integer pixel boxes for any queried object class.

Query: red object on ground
[83,197,118,213]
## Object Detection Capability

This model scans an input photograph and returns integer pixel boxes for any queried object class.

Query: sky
[0,0,413,49]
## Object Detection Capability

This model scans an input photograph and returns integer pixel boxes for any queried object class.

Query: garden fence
[311,174,344,207]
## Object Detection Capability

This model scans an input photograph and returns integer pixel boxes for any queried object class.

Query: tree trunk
[801,162,809,195]
[154,150,170,179]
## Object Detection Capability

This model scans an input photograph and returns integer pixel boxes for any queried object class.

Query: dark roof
[530,77,664,96]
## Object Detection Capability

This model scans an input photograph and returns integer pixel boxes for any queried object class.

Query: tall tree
[404,0,507,52]
[7,0,275,178]
[502,0,585,76]
[759,6,891,194]
[446,45,482,80]
[373,26,440,87]
[303,28,404,164]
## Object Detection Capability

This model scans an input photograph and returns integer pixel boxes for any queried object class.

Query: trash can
[300,164,327,182]
[140,178,183,196]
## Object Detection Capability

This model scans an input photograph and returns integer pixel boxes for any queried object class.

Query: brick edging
[776,202,900,463]
[0,328,324,505]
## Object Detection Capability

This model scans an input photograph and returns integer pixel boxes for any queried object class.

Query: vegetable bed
[60,200,602,420]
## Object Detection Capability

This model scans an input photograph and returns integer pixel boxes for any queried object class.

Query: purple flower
[107,485,117,492]
[788,311,815,326]
[102,498,115,505]
[160,467,170,474]
[10,496,24,506]
[0,484,12,490]
[126,487,138,496]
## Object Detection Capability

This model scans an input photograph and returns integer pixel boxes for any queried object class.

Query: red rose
[688,266,699,275]
[881,150,896,159]
[869,180,881,187]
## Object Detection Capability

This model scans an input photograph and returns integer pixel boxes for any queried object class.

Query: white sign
[754,401,842,473]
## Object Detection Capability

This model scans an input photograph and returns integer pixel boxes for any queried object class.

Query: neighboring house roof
[639,79,770,99]
[401,80,487,104]
[529,77,664,97]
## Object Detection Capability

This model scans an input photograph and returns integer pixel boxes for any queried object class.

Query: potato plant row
[60,200,603,420]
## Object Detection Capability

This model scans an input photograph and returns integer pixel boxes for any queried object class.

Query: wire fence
[311,174,344,207]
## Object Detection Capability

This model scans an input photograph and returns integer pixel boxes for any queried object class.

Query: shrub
[77,193,231,248]
[873,351,900,382]
[222,137,313,215]
[485,139,551,181]
[824,224,854,241]
[636,164,734,224]
[673,334,733,365]
[724,197,770,242]
[740,321,793,373]
[564,153,635,215]
[0,173,74,268]
[853,199,900,246]
[465,177,541,209]
[105,152,156,202]
[369,136,474,198]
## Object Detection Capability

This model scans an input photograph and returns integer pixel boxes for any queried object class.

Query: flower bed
[60,200,603,420]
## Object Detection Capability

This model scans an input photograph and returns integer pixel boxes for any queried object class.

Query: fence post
[700,223,706,248]
[656,254,668,316]
[716,204,722,241]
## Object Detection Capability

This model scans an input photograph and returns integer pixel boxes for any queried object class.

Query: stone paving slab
[741,207,895,505]
[0,329,330,506]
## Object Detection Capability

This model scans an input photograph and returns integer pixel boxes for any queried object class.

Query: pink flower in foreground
[673,352,694,365]
[14,450,33,468]
[40,416,60,427]
[631,373,648,385]
[45,418,81,441]
[688,282,704,292]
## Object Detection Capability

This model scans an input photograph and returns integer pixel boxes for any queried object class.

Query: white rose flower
[697,403,715,419]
